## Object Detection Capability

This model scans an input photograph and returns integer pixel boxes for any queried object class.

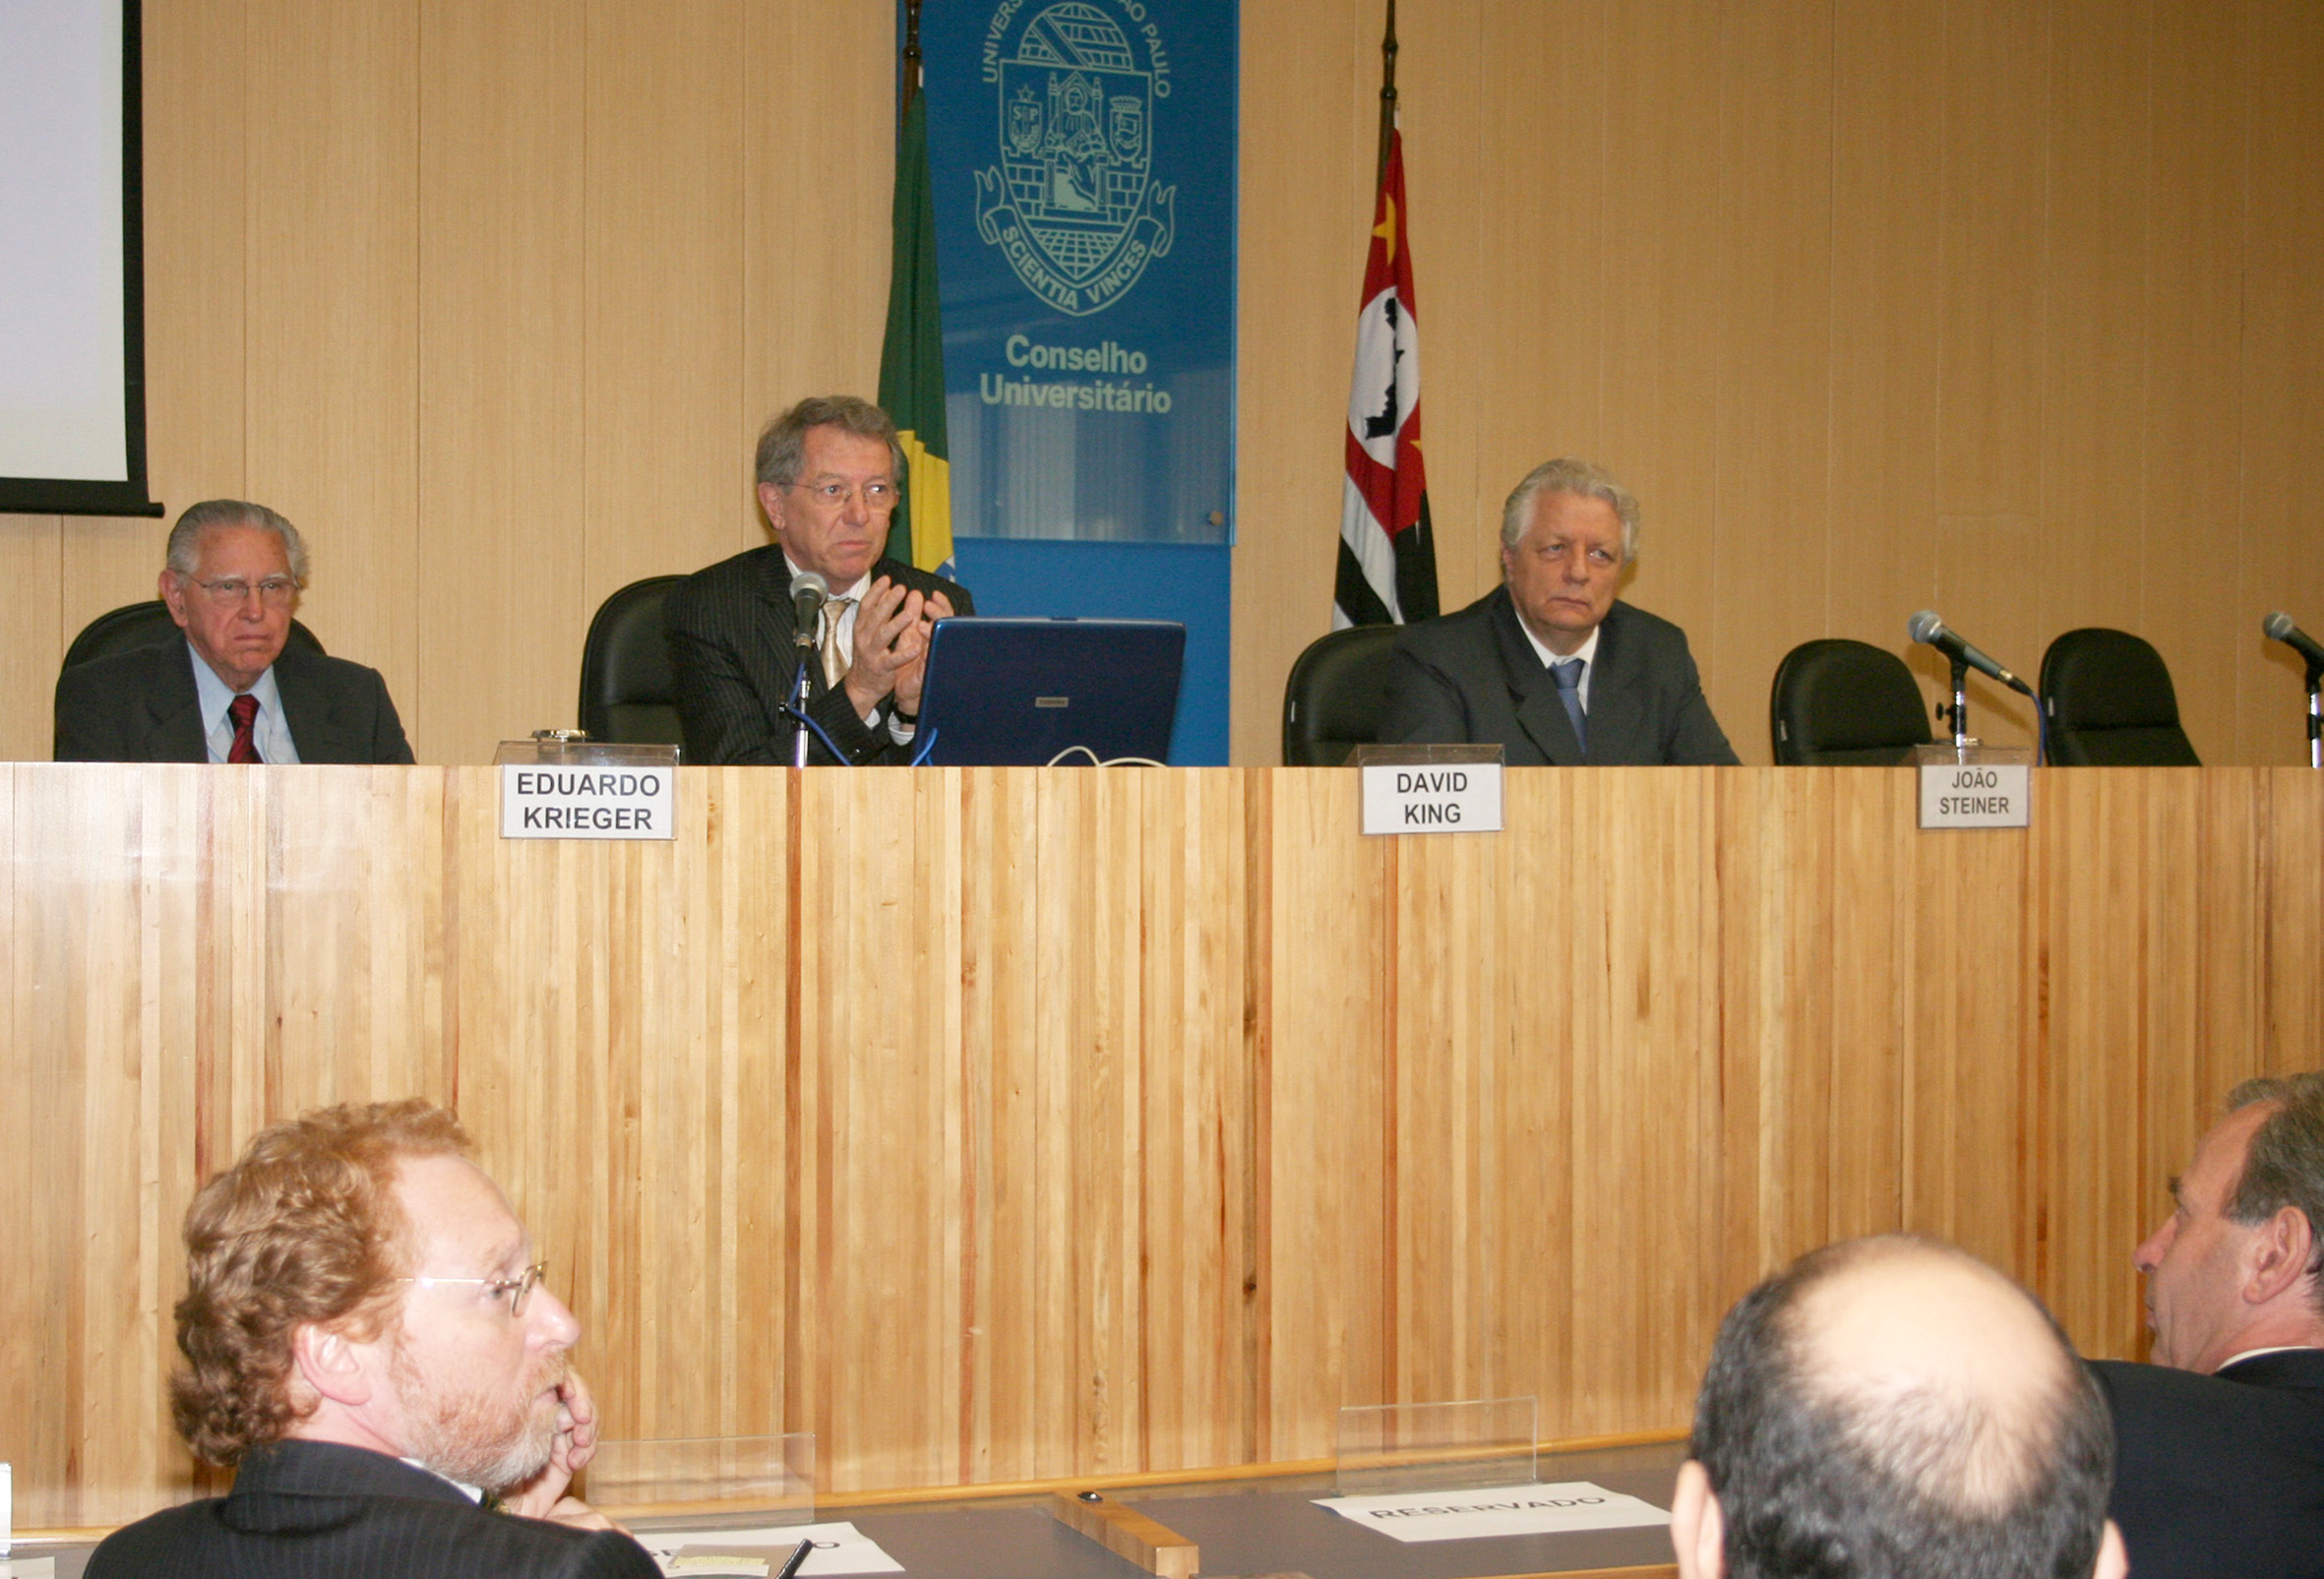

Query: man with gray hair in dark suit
[53,498,412,764]
[1378,457,1736,764]
[665,395,974,765]
[2092,1072,2324,1579]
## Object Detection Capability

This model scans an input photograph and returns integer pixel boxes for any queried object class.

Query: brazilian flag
[878,84,952,577]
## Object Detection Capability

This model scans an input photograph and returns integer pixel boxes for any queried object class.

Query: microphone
[1908,610,2034,696]
[789,571,829,647]
[2264,612,2324,671]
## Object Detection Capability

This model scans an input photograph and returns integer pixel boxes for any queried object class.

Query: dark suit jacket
[665,545,973,765]
[83,1439,656,1579]
[54,640,415,764]
[2092,1350,2324,1579]
[1377,587,1738,764]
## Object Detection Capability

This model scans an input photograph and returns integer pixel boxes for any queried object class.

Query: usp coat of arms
[975,0,1176,317]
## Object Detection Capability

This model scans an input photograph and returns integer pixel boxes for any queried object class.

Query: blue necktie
[1551,657,1588,756]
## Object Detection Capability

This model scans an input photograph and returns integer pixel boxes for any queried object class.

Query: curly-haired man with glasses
[54,498,413,763]
[87,1100,652,1578]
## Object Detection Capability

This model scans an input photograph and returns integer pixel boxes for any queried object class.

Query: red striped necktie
[227,694,262,763]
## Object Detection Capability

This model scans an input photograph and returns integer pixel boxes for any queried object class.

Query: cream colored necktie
[820,597,856,689]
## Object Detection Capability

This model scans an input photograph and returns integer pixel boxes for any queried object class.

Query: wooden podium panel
[4,765,2321,1527]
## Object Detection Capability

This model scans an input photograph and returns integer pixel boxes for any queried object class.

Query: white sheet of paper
[1316,1481,1670,1543]
[3,1559,58,1579]
[636,1520,903,1577]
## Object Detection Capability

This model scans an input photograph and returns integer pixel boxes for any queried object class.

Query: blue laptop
[912,618,1186,766]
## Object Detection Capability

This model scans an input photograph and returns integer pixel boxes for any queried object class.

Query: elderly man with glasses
[53,498,413,762]
[87,1099,655,1579]
[666,395,974,765]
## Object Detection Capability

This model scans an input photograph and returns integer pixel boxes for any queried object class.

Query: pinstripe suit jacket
[664,545,974,765]
[84,1439,657,1578]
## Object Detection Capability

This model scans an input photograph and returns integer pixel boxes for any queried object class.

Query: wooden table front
[5,764,2318,1529]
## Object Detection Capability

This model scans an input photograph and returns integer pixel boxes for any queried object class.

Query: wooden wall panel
[957,766,1042,1477]
[581,0,748,607]
[1901,821,2034,1273]
[1386,794,1510,1409]
[1599,0,1729,678]
[1719,774,1845,1290]
[0,516,65,758]
[242,0,421,744]
[742,0,895,524]
[1462,3,1606,599]
[1392,1,1483,604]
[1929,0,2049,753]
[2236,1,2324,767]
[2035,770,2175,1358]
[1231,5,1373,765]
[139,0,248,516]
[1825,0,1943,678]
[2038,0,2150,646]
[1131,769,1259,1471]
[7,767,212,1526]
[416,0,588,759]
[1565,771,1722,1435]
[1705,0,1834,765]
[1596,0,1723,698]
[2138,3,2243,764]
[8,765,2324,1526]
[795,767,965,1489]
[2261,769,2324,1069]
[1263,770,1392,1461]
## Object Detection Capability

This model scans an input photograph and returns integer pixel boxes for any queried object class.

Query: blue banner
[919,0,1237,546]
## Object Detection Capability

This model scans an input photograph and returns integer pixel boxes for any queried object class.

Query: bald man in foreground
[1674,1237,2126,1579]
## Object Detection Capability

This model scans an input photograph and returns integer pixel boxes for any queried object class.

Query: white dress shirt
[1513,619,1603,710]
[783,555,918,744]
[190,643,301,763]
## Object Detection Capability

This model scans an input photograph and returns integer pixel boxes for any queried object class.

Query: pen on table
[774,1538,813,1579]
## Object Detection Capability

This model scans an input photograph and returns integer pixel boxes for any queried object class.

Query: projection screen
[0,0,158,516]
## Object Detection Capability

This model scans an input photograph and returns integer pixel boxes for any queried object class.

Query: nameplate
[500,764,676,840]
[1919,760,2031,829]
[1361,763,1503,836]
[1316,1481,1669,1543]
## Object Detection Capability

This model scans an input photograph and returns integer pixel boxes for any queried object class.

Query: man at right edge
[2092,1072,2324,1578]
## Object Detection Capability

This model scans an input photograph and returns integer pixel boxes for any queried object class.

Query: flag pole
[901,0,924,120]
[1376,0,1398,188]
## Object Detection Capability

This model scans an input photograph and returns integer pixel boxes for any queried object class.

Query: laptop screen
[913,618,1186,766]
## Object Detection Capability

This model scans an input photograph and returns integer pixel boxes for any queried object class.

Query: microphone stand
[1937,655,1971,757]
[2308,661,2322,770]
[790,627,818,770]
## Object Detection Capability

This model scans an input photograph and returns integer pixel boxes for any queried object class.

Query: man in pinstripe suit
[86,1101,654,1577]
[666,396,973,765]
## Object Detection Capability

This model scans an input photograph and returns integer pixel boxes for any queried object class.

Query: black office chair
[62,599,326,671]
[577,575,687,747]
[2040,628,2200,765]
[1768,638,1933,764]
[1281,624,1403,766]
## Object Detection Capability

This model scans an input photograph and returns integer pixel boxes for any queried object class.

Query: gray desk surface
[1122,1466,1679,1578]
[18,1440,1684,1579]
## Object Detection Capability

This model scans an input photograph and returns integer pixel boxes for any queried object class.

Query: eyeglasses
[394,1260,550,1318]
[185,575,300,608]
[786,479,896,510]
